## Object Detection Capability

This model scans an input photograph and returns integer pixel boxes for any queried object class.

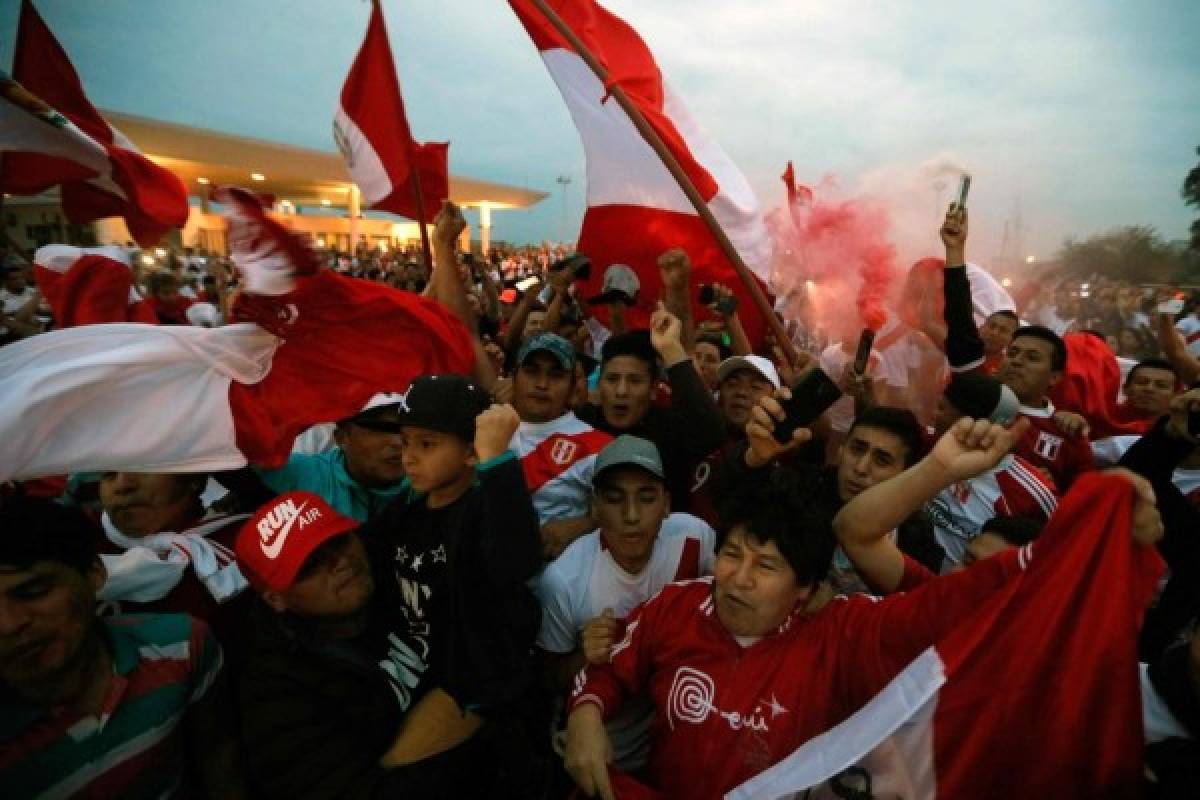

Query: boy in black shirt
[234,376,544,798]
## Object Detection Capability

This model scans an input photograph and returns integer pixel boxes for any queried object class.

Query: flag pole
[409,168,435,275]
[527,0,797,361]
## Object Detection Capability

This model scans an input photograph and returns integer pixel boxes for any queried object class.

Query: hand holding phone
[772,367,843,444]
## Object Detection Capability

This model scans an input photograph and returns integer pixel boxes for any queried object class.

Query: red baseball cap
[235,491,358,593]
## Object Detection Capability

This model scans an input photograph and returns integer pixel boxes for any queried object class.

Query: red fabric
[929,473,1163,798]
[510,0,717,201]
[0,0,188,245]
[34,256,152,327]
[509,0,771,345]
[573,204,771,346]
[569,548,1031,798]
[339,0,448,223]
[1050,332,1154,439]
[227,269,475,467]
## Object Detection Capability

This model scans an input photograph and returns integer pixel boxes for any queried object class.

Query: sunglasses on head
[351,419,406,434]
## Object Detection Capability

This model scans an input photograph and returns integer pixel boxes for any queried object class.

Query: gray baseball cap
[587,263,640,306]
[593,435,665,484]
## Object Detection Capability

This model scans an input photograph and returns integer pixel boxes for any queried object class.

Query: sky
[2,0,1198,267]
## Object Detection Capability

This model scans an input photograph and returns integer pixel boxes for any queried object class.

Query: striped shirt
[0,613,222,799]
[926,453,1059,567]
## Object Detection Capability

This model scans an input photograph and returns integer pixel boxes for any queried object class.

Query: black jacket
[578,359,726,511]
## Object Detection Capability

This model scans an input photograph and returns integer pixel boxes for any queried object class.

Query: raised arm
[652,303,727,458]
[833,417,1027,592]
[657,248,695,350]
[940,206,985,371]
[1157,312,1200,385]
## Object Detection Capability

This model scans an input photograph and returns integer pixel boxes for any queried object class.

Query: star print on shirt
[763,694,788,719]
[395,546,408,564]
[411,554,423,572]
[431,545,447,563]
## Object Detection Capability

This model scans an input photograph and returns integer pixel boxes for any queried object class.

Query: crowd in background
[2,201,1200,800]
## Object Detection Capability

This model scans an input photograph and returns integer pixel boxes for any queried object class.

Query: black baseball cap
[398,374,491,442]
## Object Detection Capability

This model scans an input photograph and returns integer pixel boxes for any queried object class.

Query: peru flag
[334,0,448,224]
[509,0,772,339]
[0,0,188,246]
[33,244,156,327]
[728,473,1162,800]
[0,190,475,481]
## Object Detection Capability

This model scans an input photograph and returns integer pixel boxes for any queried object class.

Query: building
[2,110,547,256]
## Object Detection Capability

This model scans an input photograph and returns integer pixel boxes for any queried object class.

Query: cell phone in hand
[773,367,843,444]
[954,174,971,211]
[515,276,539,292]
[852,328,875,375]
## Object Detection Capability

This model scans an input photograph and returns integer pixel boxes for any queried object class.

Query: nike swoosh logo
[261,500,310,560]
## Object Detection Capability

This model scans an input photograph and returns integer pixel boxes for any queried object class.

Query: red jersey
[570,554,1027,800]
[1014,402,1094,490]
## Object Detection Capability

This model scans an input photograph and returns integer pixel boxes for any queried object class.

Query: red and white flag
[0,189,475,481]
[728,472,1163,800]
[0,0,189,246]
[33,244,156,327]
[509,0,773,339]
[334,0,448,224]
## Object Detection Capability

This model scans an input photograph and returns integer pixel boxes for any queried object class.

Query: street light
[556,175,572,243]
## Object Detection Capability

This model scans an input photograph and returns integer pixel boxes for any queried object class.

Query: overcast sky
[3,0,1198,264]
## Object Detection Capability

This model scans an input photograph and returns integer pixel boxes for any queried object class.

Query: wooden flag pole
[527,0,797,361]
[409,168,435,275]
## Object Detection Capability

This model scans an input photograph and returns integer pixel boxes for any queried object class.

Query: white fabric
[963,263,1015,326]
[540,49,771,283]
[0,322,279,480]
[98,512,250,604]
[1140,663,1191,744]
[35,243,132,272]
[333,106,394,205]
[1173,467,1200,502]
[728,647,945,799]
[1178,314,1200,357]
[1091,435,1140,467]
[536,513,716,769]
[292,423,338,455]
[0,92,126,199]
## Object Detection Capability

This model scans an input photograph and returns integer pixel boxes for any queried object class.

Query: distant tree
[1184,145,1200,254]
[1055,226,1187,284]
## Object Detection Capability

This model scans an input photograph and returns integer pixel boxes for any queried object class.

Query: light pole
[556,175,572,243]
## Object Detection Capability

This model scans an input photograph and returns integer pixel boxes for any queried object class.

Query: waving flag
[728,473,1163,800]
[0,0,188,246]
[334,0,448,223]
[0,189,475,481]
[509,0,772,339]
[33,244,156,327]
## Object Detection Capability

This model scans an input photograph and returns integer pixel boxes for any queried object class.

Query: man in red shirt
[997,325,1095,489]
[561,415,1160,799]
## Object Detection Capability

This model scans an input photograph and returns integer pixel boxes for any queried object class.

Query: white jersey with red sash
[508,411,613,524]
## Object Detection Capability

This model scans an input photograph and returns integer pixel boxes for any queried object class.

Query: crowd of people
[2,200,1200,800]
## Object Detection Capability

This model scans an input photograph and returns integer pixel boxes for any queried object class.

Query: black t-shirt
[365,501,456,713]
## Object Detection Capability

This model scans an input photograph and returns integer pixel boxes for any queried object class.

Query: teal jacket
[257,449,406,522]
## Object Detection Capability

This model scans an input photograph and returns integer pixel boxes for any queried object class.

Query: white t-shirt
[0,286,36,335]
[1177,314,1200,358]
[535,513,716,769]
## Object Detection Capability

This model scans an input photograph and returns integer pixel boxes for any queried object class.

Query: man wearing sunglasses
[252,395,411,521]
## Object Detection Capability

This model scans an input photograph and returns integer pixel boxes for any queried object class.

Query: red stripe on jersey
[993,460,1056,521]
[672,537,701,581]
[520,429,613,493]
